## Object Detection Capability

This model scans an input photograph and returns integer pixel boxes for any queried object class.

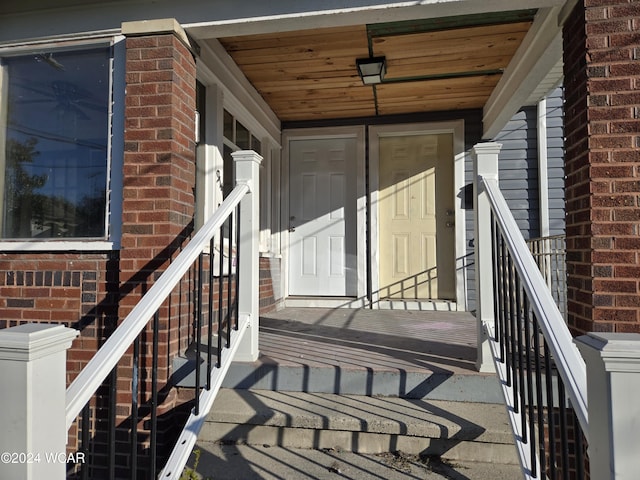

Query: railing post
[575,333,640,480]
[473,142,502,372]
[0,324,78,480]
[232,150,262,362]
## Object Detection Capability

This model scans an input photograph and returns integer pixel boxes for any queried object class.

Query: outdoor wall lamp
[356,56,386,85]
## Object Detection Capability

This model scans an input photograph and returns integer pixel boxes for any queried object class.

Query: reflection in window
[0,47,110,239]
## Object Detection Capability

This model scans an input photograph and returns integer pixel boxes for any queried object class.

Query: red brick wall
[118,29,197,389]
[564,0,640,335]
[259,256,280,314]
[0,253,119,382]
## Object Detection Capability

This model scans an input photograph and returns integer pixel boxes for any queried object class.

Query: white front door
[288,137,357,296]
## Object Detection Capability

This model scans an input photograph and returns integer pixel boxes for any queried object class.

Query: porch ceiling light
[356,56,386,85]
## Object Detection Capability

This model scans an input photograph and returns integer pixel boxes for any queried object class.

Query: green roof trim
[367,9,538,38]
[381,69,504,84]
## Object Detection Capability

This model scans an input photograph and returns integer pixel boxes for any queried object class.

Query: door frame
[282,126,366,304]
[369,120,467,310]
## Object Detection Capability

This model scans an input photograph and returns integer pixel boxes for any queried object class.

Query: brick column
[563,1,640,335]
[120,18,196,355]
[118,19,197,475]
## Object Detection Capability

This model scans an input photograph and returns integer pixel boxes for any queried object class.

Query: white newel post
[0,323,78,480]
[472,142,501,372]
[233,150,262,362]
[575,333,640,480]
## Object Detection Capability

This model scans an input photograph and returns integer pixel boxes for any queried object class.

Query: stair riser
[202,423,518,464]
[220,364,503,403]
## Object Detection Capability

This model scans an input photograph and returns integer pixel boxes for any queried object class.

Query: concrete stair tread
[200,390,518,465]
[206,388,514,445]
[186,442,523,480]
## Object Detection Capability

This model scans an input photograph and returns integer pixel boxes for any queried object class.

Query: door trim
[369,121,467,310]
[282,126,366,303]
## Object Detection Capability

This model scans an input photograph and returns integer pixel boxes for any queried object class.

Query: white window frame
[195,44,282,258]
[0,35,124,251]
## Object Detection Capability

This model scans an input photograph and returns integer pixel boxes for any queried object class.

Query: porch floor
[224,307,502,403]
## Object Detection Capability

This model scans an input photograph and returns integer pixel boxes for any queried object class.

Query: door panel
[379,134,455,300]
[289,137,357,296]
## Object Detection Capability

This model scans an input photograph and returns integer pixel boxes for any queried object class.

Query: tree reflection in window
[1,47,110,239]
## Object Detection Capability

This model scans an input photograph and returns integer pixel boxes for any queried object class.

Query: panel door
[288,137,357,296]
[378,134,455,300]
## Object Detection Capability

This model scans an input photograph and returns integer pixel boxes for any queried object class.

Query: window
[222,109,261,198]
[0,46,112,240]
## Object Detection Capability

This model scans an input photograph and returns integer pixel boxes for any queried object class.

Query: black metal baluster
[498,233,507,364]
[218,227,224,367]
[503,237,512,386]
[523,296,537,477]
[195,256,203,415]
[544,341,557,480]
[532,314,547,477]
[508,254,518,408]
[227,214,233,348]
[149,311,159,479]
[108,366,117,480]
[207,238,215,390]
[574,410,585,480]
[81,403,90,480]
[557,378,570,480]
[491,218,500,345]
[131,336,139,480]
[515,276,527,439]
[234,205,241,331]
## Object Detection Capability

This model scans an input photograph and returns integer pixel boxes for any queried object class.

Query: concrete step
[184,443,523,480]
[198,389,518,465]
[175,353,503,403]
[220,359,503,403]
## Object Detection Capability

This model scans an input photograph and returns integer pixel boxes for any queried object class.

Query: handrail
[65,183,250,429]
[483,177,588,437]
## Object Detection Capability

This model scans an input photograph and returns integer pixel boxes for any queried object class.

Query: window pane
[1,47,110,238]
[236,121,250,149]
[251,135,261,155]
[223,109,233,140]
[222,144,234,199]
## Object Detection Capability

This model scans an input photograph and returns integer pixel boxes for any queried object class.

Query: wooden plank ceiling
[217,11,536,122]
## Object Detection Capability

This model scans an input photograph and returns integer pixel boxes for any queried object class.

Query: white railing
[474,142,640,480]
[66,182,249,428]
[473,143,588,479]
[0,151,261,480]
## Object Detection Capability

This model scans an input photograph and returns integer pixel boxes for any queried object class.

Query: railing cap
[576,333,640,370]
[0,324,78,362]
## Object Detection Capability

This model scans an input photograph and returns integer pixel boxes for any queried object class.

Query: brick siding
[564,0,640,335]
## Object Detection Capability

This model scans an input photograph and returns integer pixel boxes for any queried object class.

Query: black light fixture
[356,56,386,85]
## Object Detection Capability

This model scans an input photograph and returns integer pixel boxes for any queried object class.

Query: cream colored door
[378,133,455,300]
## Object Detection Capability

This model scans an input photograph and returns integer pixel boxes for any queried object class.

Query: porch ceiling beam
[482,6,564,140]
[0,0,567,45]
